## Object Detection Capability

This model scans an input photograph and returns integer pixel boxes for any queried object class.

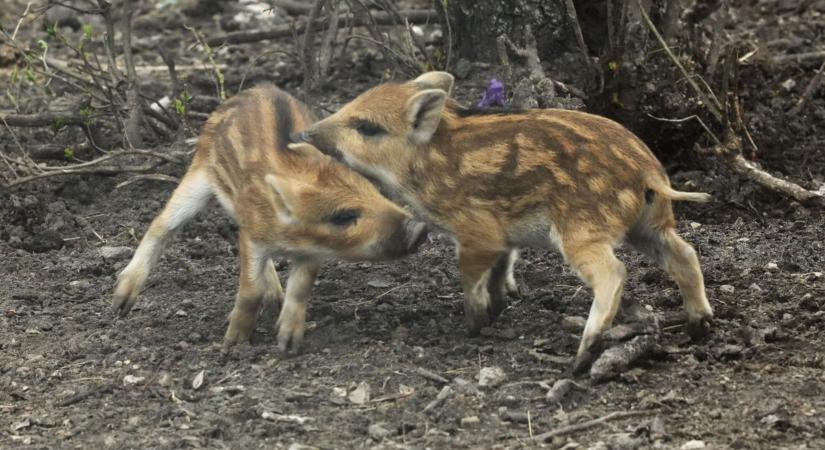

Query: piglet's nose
[289,129,315,143]
[406,220,429,251]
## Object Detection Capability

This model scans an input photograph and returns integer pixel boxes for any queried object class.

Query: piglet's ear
[287,142,328,162]
[405,89,447,145]
[413,72,455,95]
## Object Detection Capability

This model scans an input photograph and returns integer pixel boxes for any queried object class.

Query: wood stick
[533,409,657,442]
[788,59,825,116]
[0,110,86,127]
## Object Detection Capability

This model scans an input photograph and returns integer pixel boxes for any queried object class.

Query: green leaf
[10,67,19,84]
[174,98,186,115]
[46,23,57,37]
[37,39,48,50]
[64,147,74,159]
[24,68,35,82]
[6,91,17,108]
[82,24,93,40]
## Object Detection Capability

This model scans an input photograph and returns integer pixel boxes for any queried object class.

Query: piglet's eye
[355,121,385,137]
[328,209,361,227]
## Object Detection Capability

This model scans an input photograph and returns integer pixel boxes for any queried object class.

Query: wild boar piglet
[295,72,713,371]
[112,85,427,352]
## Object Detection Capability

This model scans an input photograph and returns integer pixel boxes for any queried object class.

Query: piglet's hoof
[571,350,596,375]
[464,313,490,337]
[685,315,713,341]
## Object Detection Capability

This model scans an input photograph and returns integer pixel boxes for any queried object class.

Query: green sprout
[64,147,75,159]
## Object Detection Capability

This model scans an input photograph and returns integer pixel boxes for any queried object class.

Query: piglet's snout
[289,129,314,144]
[406,220,429,252]
[383,218,428,258]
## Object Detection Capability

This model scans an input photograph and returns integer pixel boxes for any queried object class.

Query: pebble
[546,378,575,403]
[99,246,133,261]
[368,422,392,441]
[348,381,370,404]
[765,262,779,271]
[478,366,507,388]
[650,415,667,438]
[719,285,735,294]
[123,375,145,385]
[690,222,702,229]
[68,280,92,290]
[561,315,586,331]
[681,440,706,450]
[749,283,762,292]
[460,415,480,427]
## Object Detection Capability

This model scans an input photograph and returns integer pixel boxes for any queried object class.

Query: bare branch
[788,59,825,116]
[533,410,657,442]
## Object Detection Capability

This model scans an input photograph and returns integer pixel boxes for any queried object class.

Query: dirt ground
[2,1,825,449]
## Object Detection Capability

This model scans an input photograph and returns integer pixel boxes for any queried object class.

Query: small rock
[562,315,586,331]
[367,278,392,288]
[479,326,496,337]
[680,440,706,450]
[478,366,507,388]
[332,387,347,397]
[348,381,370,404]
[498,328,518,340]
[718,285,735,294]
[192,370,205,390]
[157,372,172,387]
[287,444,320,450]
[650,415,667,439]
[368,422,392,441]
[500,411,531,423]
[460,415,480,427]
[607,432,645,450]
[749,283,762,292]
[68,280,92,290]
[123,375,145,385]
[689,222,702,229]
[454,58,472,79]
[546,379,575,403]
[765,262,779,271]
[99,246,133,261]
[590,335,657,382]
[780,78,796,91]
[175,309,188,317]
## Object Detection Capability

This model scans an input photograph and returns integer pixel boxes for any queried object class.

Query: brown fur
[298,72,713,371]
[112,85,427,352]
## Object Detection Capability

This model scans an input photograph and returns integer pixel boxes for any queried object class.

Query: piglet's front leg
[458,245,505,335]
[276,260,321,354]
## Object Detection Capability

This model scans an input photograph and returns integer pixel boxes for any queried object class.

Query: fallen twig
[423,385,453,413]
[533,409,657,442]
[205,10,438,47]
[788,59,825,116]
[414,367,449,385]
[771,51,825,63]
[56,383,116,407]
[728,153,825,203]
[0,110,87,127]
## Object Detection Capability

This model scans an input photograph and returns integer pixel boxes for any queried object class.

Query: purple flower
[477,78,506,108]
